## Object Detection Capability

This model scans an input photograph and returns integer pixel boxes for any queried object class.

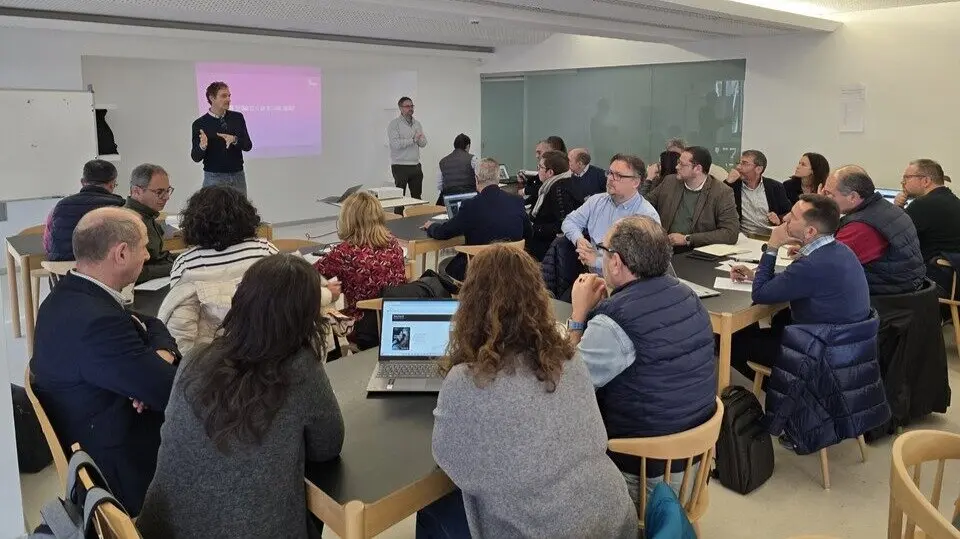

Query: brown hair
[610,153,647,181]
[540,150,570,175]
[911,158,950,185]
[205,81,229,105]
[441,243,573,392]
[337,191,393,248]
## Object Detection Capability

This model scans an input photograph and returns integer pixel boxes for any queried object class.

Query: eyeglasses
[596,243,618,256]
[401,104,415,109]
[606,170,638,181]
[142,186,174,197]
[902,174,926,182]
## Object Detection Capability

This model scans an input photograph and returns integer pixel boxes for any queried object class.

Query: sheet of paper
[840,83,866,133]
[430,214,449,221]
[694,244,750,257]
[713,276,753,292]
[164,214,182,229]
[134,276,171,291]
[714,261,758,272]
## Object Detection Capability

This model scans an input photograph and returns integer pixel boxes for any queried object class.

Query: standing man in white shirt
[388,96,428,211]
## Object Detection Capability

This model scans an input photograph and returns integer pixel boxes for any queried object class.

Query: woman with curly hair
[138,255,343,539]
[158,186,286,354]
[416,243,637,539]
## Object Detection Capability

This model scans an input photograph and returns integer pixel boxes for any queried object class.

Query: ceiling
[0,0,945,51]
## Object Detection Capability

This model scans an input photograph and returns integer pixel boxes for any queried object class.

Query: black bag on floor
[713,385,774,494]
[11,384,53,473]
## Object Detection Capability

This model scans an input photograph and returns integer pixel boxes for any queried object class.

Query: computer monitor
[498,164,510,181]
[443,192,477,219]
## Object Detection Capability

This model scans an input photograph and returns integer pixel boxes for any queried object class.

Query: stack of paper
[714,261,758,272]
[713,276,753,292]
[693,244,750,257]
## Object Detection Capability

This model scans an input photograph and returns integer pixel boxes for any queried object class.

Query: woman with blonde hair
[416,243,637,539]
[314,191,406,337]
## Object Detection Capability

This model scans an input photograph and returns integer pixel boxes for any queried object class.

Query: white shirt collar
[70,270,129,306]
[683,175,709,192]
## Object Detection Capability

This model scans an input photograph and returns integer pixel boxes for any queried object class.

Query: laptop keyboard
[377,362,441,379]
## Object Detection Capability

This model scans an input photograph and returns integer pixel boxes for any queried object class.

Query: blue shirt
[561,192,661,272]
[578,314,636,388]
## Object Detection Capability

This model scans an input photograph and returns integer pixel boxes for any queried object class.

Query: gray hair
[130,163,167,190]
[608,216,672,279]
[835,167,875,199]
[73,207,144,262]
[476,158,500,187]
[911,158,948,185]
[666,138,686,151]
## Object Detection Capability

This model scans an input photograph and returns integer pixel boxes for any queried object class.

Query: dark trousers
[729,309,792,382]
[416,489,471,539]
[392,164,424,214]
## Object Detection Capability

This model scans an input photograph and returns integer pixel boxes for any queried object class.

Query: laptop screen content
[443,192,477,219]
[380,299,458,361]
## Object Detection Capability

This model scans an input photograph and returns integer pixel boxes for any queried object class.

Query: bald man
[820,166,924,295]
[568,148,607,200]
[31,207,180,515]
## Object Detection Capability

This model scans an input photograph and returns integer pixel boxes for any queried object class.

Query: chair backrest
[40,261,76,276]
[19,224,45,235]
[70,444,141,539]
[454,239,526,260]
[24,367,69,491]
[608,397,724,524]
[937,258,958,304]
[889,430,960,539]
[272,238,321,253]
[384,212,402,221]
[402,204,445,218]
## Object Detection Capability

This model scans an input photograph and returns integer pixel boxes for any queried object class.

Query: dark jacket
[438,149,475,195]
[729,177,792,219]
[867,279,950,439]
[764,312,891,455]
[646,174,740,246]
[124,197,177,284]
[528,174,584,261]
[44,185,125,261]
[572,165,607,201]
[427,185,531,281]
[541,236,583,302]
[782,177,816,206]
[590,276,717,476]
[30,272,179,515]
[839,192,925,295]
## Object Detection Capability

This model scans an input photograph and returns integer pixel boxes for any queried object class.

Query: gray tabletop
[6,224,181,258]
[385,213,445,242]
[671,253,756,314]
[304,298,571,505]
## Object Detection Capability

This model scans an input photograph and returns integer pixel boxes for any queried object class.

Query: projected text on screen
[195,63,322,159]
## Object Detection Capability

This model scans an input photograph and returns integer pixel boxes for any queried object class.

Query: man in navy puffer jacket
[568,215,716,503]
[43,159,125,261]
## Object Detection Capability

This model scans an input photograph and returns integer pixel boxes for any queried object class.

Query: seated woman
[417,243,638,539]
[137,255,345,539]
[783,152,830,205]
[158,186,297,355]
[314,191,406,336]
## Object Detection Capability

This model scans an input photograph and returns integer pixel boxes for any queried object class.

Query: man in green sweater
[124,163,176,283]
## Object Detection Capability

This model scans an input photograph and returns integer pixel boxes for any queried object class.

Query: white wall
[480,2,960,190]
[0,22,483,269]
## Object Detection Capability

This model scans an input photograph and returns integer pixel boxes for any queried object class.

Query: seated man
[434,133,478,205]
[562,153,660,275]
[522,137,566,206]
[724,150,792,235]
[729,194,871,380]
[124,163,177,283]
[528,150,582,261]
[821,166,925,295]
[423,158,530,281]
[568,148,607,200]
[568,216,716,502]
[646,146,739,249]
[44,159,125,261]
[896,158,960,266]
[31,207,180,515]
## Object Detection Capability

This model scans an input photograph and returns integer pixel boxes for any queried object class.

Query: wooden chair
[453,239,526,260]
[19,224,49,317]
[935,258,960,351]
[888,430,960,539]
[40,260,76,289]
[24,367,69,491]
[747,361,867,490]
[607,397,723,537]
[383,211,402,221]
[70,443,141,539]
[272,238,321,253]
[402,204,445,218]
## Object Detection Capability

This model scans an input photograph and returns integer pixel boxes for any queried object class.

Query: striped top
[170,238,278,285]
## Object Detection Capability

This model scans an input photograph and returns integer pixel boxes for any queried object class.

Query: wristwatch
[684,235,692,246]
[566,318,587,332]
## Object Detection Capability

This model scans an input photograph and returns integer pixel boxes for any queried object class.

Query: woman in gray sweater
[137,255,345,539]
[417,244,638,539]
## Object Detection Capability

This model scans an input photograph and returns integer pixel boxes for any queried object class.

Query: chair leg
[951,305,960,353]
[819,448,830,490]
[856,435,867,463]
[751,372,763,398]
[31,276,40,318]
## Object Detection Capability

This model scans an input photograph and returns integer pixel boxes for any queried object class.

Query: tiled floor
[7,226,960,537]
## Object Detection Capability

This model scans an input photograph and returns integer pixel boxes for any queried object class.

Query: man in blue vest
[567,215,716,503]
[44,159,125,261]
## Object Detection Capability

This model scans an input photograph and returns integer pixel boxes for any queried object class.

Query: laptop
[443,192,477,219]
[877,188,911,208]
[318,184,363,204]
[678,278,721,299]
[366,298,458,393]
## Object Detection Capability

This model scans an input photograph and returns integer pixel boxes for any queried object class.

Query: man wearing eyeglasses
[124,164,177,284]
[388,96,427,211]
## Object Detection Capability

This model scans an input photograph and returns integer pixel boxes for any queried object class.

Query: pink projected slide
[195,63,322,159]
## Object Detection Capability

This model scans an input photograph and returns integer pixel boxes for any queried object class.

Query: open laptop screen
[379,299,458,361]
[443,192,477,219]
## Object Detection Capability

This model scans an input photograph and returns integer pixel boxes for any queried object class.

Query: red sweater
[835,222,888,265]
[313,238,407,320]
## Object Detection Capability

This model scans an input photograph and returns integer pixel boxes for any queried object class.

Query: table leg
[21,257,36,357]
[716,313,734,394]
[6,248,20,338]
[344,500,365,539]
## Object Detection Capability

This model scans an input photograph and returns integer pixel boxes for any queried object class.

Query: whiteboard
[0,89,98,201]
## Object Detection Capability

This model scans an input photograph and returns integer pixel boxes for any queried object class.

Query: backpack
[11,384,53,473]
[29,449,139,539]
[713,385,774,494]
